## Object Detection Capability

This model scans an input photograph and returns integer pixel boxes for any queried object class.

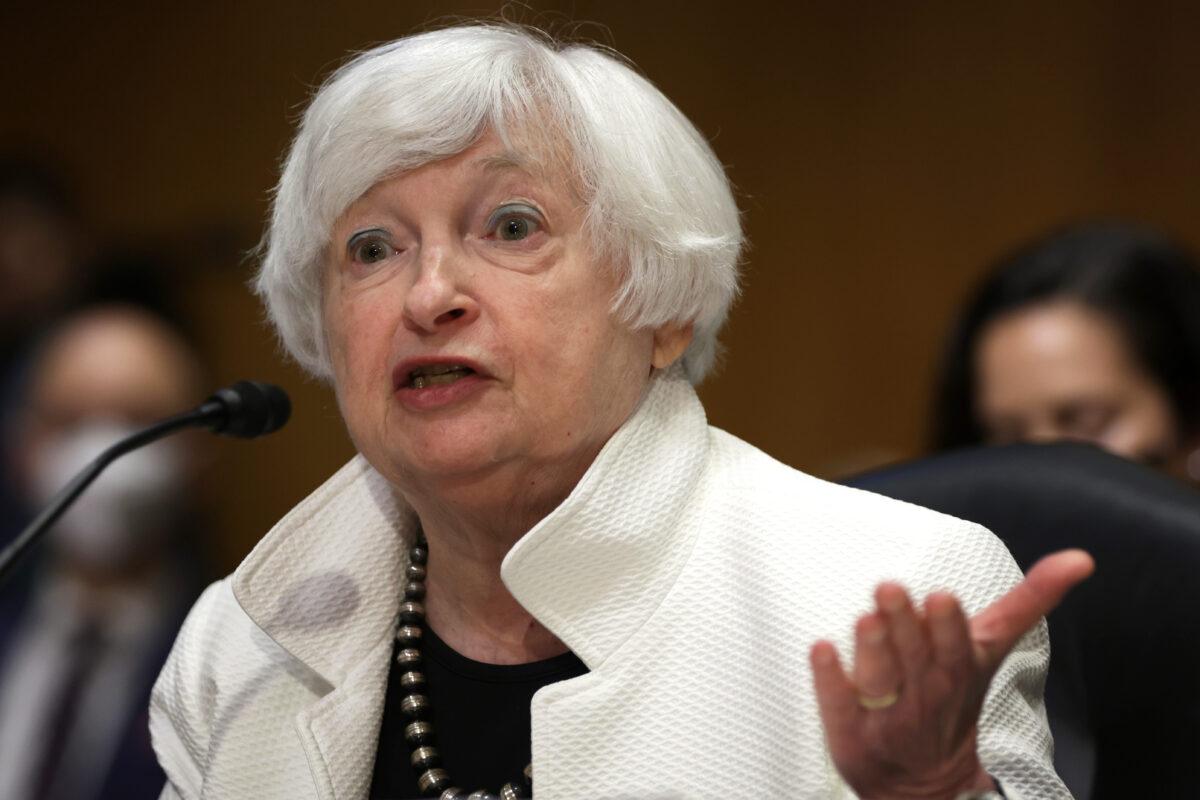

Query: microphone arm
[0,380,291,586]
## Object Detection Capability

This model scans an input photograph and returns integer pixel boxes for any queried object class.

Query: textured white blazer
[150,373,1069,799]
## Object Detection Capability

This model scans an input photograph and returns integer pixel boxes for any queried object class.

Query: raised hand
[809,549,1094,799]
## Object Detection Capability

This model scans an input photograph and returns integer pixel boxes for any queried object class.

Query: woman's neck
[422,548,567,665]
[405,457,594,665]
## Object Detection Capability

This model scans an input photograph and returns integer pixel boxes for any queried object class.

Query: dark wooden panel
[3,1,1197,568]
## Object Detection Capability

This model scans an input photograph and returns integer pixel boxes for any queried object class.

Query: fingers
[810,640,860,741]
[971,549,1095,666]
[847,585,932,710]
[813,552,1091,740]
[853,613,902,702]
[876,583,929,674]
[1021,549,1095,609]
[812,594,913,738]
[926,592,973,673]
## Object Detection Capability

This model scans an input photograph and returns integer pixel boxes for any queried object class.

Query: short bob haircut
[256,23,743,384]
[932,221,1200,451]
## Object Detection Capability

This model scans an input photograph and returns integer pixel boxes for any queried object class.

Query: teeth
[408,365,473,390]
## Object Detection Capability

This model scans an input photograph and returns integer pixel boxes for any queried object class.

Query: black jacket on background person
[0,566,195,800]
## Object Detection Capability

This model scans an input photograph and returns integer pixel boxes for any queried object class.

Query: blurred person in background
[0,305,209,800]
[932,222,1200,486]
[0,159,87,546]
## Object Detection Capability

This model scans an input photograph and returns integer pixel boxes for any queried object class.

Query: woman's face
[974,300,1181,464]
[322,133,662,496]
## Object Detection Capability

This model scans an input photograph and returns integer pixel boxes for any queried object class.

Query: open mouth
[406,364,477,390]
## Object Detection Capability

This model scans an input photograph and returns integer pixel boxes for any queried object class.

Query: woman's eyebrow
[475,151,540,177]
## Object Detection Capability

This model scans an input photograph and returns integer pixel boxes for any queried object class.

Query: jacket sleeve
[922,521,1069,800]
[149,579,231,800]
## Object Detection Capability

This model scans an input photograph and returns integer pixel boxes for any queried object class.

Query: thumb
[971,549,1094,668]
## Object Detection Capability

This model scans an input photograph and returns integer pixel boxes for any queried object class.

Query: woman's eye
[488,205,543,242]
[499,217,531,241]
[349,235,394,264]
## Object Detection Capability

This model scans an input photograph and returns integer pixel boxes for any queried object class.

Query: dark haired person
[933,222,1200,485]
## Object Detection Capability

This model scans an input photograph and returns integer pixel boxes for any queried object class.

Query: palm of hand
[810,549,1094,799]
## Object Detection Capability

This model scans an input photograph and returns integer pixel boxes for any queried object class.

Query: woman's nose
[401,243,479,333]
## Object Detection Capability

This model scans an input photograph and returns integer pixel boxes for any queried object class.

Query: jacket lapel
[501,371,709,669]
[230,456,417,800]
[294,632,396,800]
[501,372,713,794]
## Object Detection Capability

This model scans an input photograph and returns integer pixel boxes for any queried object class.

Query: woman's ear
[651,323,694,370]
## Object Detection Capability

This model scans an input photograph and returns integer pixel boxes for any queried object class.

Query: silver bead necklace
[395,538,534,800]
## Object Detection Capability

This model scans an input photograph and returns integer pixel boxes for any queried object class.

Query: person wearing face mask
[932,222,1200,486]
[0,305,207,800]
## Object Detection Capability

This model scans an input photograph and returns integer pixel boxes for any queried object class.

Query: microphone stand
[0,400,229,586]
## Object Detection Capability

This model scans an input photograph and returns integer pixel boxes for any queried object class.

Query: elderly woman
[149,24,1090,800]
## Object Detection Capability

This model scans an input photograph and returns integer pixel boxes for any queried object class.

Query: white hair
[255,23,743,383]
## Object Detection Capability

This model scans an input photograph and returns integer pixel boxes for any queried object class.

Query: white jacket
[150,373,1068,799]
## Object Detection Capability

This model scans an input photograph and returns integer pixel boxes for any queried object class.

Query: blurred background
[2,0,1198,572]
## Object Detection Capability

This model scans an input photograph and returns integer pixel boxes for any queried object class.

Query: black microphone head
[207,381,291,438]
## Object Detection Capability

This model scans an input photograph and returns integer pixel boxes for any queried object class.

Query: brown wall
[4,1,1198,571]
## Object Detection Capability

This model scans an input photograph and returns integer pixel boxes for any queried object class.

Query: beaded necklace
[395,538,534,800]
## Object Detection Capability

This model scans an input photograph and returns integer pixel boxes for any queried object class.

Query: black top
[369,625,588,799]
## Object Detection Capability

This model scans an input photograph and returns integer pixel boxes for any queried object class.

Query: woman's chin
[379,433,514,490]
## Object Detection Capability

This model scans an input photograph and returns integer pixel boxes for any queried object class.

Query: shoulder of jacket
[705,426,986,538]
[701,427,1022,608]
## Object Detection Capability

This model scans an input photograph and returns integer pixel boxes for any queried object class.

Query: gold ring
[857,690,899,711]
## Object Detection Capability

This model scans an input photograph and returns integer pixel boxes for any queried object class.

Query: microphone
[196,380,292,438]
[0,381,292,585]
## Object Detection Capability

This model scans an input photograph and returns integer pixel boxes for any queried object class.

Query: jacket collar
[502,370,710,668]
[230,369,709,681]
[231,455,416,687]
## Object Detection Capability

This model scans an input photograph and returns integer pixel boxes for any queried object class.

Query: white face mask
[31,421,185,572]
